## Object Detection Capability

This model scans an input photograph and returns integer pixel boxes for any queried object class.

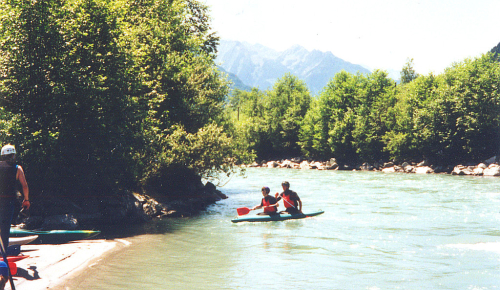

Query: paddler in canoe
[252,187,279,215]
[274,181,302,214]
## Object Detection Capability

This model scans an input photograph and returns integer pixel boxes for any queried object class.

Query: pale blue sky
[203,0,500,75]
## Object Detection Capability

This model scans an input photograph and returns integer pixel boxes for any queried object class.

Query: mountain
[217,66,252,92]
[216,40,371,95]
[491,41,500,57]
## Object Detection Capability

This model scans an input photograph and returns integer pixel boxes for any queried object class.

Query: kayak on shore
[231,210,324,223]
[10,228,101,244]
[0,255,28,263]
[9,235,38,246]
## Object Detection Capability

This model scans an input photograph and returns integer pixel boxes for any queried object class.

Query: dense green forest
[0,0,252,199]
[227,54,500,166]
[0,0,499,203]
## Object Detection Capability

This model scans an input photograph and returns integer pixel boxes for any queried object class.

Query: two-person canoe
[9,235,38,246]
[9,229,101,244]
[231,210,324,223]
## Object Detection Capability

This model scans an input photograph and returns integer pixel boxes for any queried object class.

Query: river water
[63,168,500,290]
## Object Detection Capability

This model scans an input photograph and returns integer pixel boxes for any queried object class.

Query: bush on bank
[0,0,253,226]
[227,54,500,168]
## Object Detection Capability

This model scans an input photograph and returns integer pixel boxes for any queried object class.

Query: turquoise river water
[62,168,500,289]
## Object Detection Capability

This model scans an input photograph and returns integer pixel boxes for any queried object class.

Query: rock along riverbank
[243,156,500,177]
[16,180,228,232]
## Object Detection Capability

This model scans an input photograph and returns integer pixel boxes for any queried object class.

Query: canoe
[0,256,28,263]
[9,235,38,246]
[10,229,101,244]
[231,210,324,223]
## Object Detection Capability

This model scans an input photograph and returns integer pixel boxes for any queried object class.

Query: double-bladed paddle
[236,207,252,216]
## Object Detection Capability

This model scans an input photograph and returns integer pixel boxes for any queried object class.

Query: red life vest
[262,197,277,213]
[282,193,295,209]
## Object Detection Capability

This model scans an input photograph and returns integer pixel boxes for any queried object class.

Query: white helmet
[1,145,16,156]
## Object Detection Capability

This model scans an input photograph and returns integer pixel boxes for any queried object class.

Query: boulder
[382,167,396,173]
[326,159,339,170]
[310,161,325,170]
[417,160,429,167]
[280,160,292,168]
[300,160,310,170]
[404,165,415,173]
[473,167,484,176]
[326,165,338,170]
[41,214,79,230]
[452,165,473,175]
[477,163,488,169]
[267,161,278,168]
[484,165,500,176]
[383,162,394,168]
[142,199,163,216]
[415,166,434,174]
[327,158,337,166]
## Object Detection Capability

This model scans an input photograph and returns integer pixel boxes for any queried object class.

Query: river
[62,168,500,290]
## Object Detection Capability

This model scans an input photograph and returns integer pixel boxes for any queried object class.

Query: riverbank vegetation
[0,0,253,202]
[226,54,500,167]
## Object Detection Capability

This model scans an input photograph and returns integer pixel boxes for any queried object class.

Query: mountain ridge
[216,40,371,95]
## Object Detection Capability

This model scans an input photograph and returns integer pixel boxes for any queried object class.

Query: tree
[0,0,140,194]
[265,74,311,158]
[383,73,443,162]
[351,70,395,162]
[437,53,500,163]
[0,0,247,198]
[400,58,419,84]
[300,70,395,163]
[225,88,270,159]
[383,53,500,165]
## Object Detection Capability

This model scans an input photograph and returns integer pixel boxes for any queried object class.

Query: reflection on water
[60,169,500,290]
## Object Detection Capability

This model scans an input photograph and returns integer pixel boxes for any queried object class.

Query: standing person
[0,145,29,249]
[275,181,302,214]
[252,187,278,215]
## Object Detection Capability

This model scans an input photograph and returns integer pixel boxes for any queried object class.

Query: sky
[202,0,500,75]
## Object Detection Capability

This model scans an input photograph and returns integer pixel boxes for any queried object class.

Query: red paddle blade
[237,207,251,216]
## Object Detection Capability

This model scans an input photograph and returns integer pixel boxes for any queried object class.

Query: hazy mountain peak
[216,40,371,95]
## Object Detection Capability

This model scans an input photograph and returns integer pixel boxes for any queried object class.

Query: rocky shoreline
[16,181,227,231]
[244,156,500,177]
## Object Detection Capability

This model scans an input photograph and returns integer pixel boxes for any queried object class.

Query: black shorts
[284,207,300,214]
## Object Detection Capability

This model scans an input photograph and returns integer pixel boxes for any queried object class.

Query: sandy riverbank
[9,239,123,290]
